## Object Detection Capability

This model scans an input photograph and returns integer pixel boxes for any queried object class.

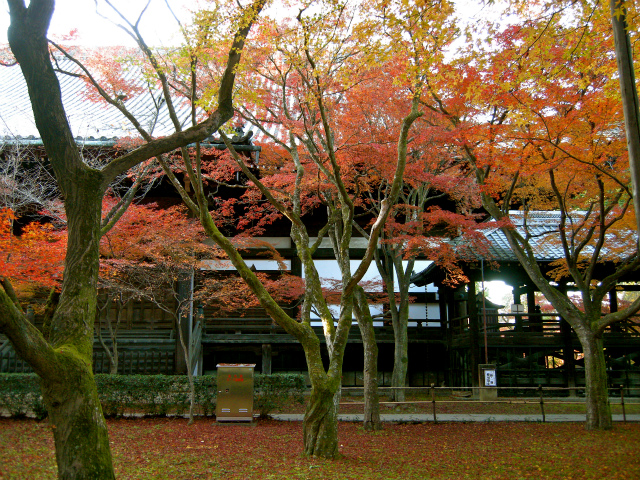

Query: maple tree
[97,200,209,381]
[435,1,640,429]
[0,0,265,477]
[165,0,395,448]
[0,208,66,293]
[331,5,482,401]
[138,0,461,451]
[0,142,66,307]
[232,0,394,436]
[206,0,468,441]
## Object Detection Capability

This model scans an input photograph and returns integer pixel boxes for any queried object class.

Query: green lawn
[1,419,638,479]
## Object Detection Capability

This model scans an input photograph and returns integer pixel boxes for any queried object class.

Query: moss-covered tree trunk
[40,361,114,479]
[300,309,344,458]
[5,1,265,476]
[354,286,381,430]
[6,2,117,471]
[46,182,115,478]
[581,332,612,430]
[1,175,116,478]
[303,384,341,458]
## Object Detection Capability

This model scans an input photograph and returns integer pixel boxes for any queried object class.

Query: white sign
[484,370,497,387]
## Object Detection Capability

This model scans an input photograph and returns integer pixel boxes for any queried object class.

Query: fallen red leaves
[0,419,638,479]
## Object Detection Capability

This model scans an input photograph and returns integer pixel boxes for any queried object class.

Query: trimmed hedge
[0,373,305,419]
[0,373,47,419]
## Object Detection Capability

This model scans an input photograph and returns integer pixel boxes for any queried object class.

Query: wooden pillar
[262,344,272,375]
[526,285,540,332]
[467,280,480,389]
[526,286,536,314]
[610,290,622,332]
[437,285,451,386]
[610,290,619,312]
[513,286,523,332]
[445,287,457,387]
[438,285,448,336]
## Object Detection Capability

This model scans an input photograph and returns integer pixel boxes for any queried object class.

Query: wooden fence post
[431,383,437,423]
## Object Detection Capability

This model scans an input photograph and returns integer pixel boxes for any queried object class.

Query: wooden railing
[205,317,282,335]
[94,328,175,344]
[341,385,637,421]
[450,313,640,337]
[93,349,175,375]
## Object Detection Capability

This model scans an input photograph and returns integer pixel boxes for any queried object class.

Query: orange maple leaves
[0,208,66,290]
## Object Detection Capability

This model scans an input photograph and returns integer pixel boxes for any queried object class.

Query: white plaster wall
[308,237,372,248]
[202,236,292,249]
[309,303,383,324]
[405,260,437,293]
[201,259,291,271]
[305,259,383,291]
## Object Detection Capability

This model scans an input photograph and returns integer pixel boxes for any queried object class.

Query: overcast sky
[1,0,499,47]
[0,0,192,47]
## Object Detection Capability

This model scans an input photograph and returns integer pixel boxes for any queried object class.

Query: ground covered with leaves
[1,419,638,479]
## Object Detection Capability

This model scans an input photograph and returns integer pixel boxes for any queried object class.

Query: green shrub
[0,373,305,419]
[255,373,306,417]
[0,373,42,418]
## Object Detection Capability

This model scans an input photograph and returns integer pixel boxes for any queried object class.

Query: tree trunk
[610,0,640,241]
[354,286,381,431]
[581,332,612,430]
[46,186,116,478]
[303,385,340,458]
[109,357,118,375]
[5,2,264,477]
[42,289,60,341]
[40,362,114,480]
[360,324,381,430]
[390,302,409,402]
[179,321,196,425]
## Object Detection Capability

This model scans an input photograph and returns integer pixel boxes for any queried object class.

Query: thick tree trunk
[303,385,340,458]
[610,0,640,241]
[390,302,409,402]
[354,287,381,431]
[5,2,265,477]
[46,186,116,478]
[300,333,343,459]
[40,361,114,480]
[581,333,612,430]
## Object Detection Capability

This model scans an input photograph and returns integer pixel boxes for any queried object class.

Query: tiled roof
[0,53,271,144]
[410,211,636,286]
[1,55,194,139]
[446,211,567,264]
